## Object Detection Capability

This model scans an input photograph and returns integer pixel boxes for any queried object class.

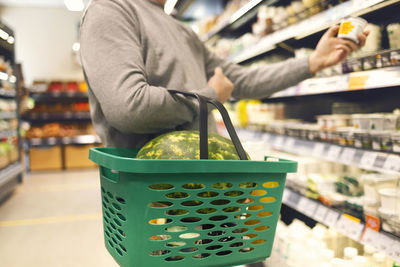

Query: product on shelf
[26,123,95,139]
[338,17,367,45]
[65,81,79,92]
[387,23,400,49]
[268,219,398,266]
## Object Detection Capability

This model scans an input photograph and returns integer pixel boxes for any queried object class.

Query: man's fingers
[334,44,351,55]
[357,31,369,47]
[214,67,223,76]
[337,39,359,52]
[326,25,340,37]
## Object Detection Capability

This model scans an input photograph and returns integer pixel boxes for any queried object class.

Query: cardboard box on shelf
[65,144,98,169]
[29,146,62,171]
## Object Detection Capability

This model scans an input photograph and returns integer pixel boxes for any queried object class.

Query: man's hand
[208,67,234,103]
[309,25,369,74]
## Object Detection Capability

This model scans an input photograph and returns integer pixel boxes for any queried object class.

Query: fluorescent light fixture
[64,0,84,11]
[164,0,178,15]
[230,0,263,24]
[0,29,9,41]
[0,72,8,81]
[9,75,17,83]
[72,42,81,52]
[7,36,14,44]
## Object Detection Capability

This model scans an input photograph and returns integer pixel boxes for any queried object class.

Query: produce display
[137,130,248,160]
[25,123,95,139]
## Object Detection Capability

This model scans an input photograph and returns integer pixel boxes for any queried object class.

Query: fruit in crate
[137,130,247,160]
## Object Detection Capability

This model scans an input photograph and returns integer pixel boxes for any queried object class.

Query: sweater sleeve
[203,43,313,99]
[80,1,217,134]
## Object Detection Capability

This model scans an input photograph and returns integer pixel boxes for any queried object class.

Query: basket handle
[168,90,248,160]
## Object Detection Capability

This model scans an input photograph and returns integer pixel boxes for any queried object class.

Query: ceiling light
[64,0,84,11]
[164,0,178,15]
[7,36,14,44]
[9,75,17,83]
[0,29,9,41]
[72,42,80,52]
[0,72,8,81]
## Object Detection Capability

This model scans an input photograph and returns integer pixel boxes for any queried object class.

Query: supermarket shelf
[229,0,398,63]
[200,0,273,42]
[0,162,22,188]
[0,111,16,120]
[270,66,400,99]
[0,88,16,98]
[282,187,400,262]
[29,91,88,102]
[0,129,17,139]
[22,112,91,122]
[25,135,101,147]
[237,130,400,174]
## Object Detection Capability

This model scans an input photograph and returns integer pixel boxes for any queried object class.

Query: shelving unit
[22,111,91,122]
[271,66,400,99]
[196,0,400,262]
[200,0,276,42]
[282,187,400,262]
[22,90,100,171]
[0,21,23,201]
[237,129,400,174]
[228,0,400,63]
[24,134,101,147]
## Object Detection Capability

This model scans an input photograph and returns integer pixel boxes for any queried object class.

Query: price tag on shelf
[361,228,380,249]
[375,234,393,257]
[314,204,328,223]
[390,240,400,262]
[327,145,342,161]
[47,137,57,145]
[324,210,340,227]
[284,138,296,152]
[297,197,309,214]
[359,152,378,170]
[262,133,271,144]
[348,221,364,241]
[335,215,363,241]
[340,148,356,164]
[312,143,326,158]
[383,155,400,172]
[274,136,285,150]
[282,189,291,204]
[303,199,318,218]
[287,191,301,209]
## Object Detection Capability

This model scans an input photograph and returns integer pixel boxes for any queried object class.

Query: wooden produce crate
[65,144,98,169]
[29,145,62,171]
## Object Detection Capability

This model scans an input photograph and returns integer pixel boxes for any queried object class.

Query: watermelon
[136,130,248,160]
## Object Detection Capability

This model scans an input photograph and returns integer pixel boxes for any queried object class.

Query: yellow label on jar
[339,21,355,34]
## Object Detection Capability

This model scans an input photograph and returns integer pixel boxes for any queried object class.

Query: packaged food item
[353,130,371,149]
[387,23,400,49]
[351,114,370,130]
[317,114,351,131]
[368,113,398,131]
[392,132,400,153]
[361,173,400,207]
[338,17,367,44]
[360,24,381,53]
[370,131,392,151]
[378,188,400,214]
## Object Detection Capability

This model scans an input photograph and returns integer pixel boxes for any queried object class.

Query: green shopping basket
[89,91,297,267]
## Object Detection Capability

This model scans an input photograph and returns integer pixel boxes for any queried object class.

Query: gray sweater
[80,0,312,148]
